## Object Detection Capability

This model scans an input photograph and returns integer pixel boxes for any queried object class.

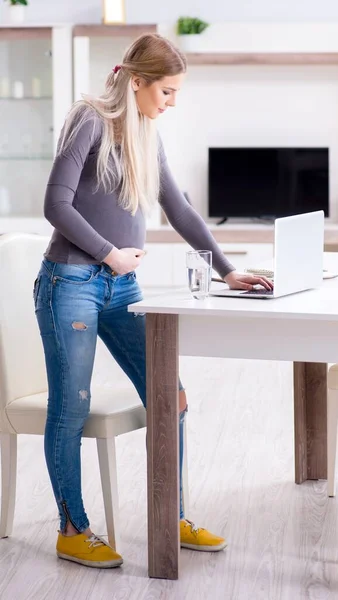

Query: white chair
[0,232,189,549]
[327,364,338,496]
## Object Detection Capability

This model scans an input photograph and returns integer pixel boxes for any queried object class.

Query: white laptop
[210,211,324,299]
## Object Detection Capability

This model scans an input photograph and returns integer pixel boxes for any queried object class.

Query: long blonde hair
[58,33,186,215]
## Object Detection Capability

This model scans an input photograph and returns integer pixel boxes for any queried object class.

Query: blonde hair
[58,33,186,215]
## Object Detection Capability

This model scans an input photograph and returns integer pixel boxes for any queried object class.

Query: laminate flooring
[1,349,337,600]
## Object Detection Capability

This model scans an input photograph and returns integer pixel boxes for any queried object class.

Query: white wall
[3,15,338,223]
[4,0,338,25]
[152,23,338,222]
[157,64,338,222]
[72,23,338,223]
[127,0,338,24]
[1,0,98,24]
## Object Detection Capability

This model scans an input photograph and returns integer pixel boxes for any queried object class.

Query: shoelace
[85,534,108,549]
[184,519,203,534]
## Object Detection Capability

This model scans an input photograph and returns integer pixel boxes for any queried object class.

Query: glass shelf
[0,156,53,161]
[0,96,53,101]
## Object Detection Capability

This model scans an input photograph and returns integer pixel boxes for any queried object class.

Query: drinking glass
[186,250,212,299]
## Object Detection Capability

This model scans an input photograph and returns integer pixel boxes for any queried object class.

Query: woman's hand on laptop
[224,271,273,291]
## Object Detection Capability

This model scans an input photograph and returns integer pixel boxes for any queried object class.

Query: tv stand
[217,217,229,225]
[216,216,276,226]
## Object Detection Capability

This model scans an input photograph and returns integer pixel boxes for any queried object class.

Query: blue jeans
[34,259,186,533]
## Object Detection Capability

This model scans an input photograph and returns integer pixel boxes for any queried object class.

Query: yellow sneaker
[56,532,123,568]
[180,519,227,552]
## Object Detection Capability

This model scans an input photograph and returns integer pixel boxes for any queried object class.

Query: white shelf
[0,23,73,28]
[0,156,53,161]
[0,96,52,101]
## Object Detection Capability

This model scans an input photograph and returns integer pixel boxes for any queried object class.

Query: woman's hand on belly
[103,246,145,275]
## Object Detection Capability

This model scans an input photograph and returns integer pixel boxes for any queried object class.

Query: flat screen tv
[208,147,329,220]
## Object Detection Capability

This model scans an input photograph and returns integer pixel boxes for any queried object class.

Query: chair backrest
[0,233,49,429]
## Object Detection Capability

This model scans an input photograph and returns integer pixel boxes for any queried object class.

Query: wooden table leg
[146,313,180,580]
[294,362,327,483]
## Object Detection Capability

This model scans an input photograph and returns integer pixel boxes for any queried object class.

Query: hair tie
[113,65,122,74]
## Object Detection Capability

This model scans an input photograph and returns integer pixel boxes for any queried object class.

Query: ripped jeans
[34,259,186,533]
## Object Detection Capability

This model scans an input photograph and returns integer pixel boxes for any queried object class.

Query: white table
[128,253,338,580]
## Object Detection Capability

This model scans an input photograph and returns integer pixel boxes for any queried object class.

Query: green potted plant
[177,16,209,52]
[4,0,28,24]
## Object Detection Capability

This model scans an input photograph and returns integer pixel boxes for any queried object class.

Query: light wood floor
[1,352,338,600]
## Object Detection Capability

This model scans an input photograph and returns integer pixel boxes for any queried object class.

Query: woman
[34,33,272,569]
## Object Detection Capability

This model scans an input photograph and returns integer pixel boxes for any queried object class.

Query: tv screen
[208,148,329,219]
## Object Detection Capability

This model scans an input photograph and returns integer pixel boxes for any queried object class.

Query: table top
[128,253,338,322]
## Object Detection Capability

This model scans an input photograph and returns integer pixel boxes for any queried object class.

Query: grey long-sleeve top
[44,112,235,279]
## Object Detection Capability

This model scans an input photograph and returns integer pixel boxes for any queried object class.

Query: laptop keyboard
[241,289,274,296]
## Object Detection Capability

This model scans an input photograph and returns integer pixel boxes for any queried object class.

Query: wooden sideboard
[146,226,338,250]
